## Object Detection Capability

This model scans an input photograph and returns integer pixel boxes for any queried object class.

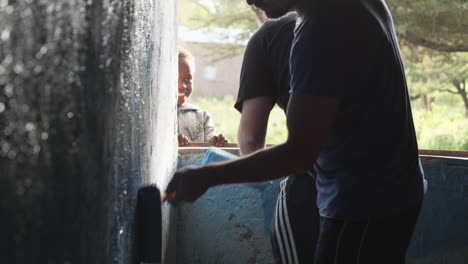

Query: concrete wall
[0,0,177,263]
[408,156,468,263]
[177,148,278,264]
[177,149,468,264]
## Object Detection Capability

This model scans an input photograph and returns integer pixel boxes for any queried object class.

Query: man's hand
[178,133,191,146]
[209,134,228,147]
[164,166,211,203]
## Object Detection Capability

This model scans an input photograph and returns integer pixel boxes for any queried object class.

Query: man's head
[178,47,195,106]
[246,0,296,18]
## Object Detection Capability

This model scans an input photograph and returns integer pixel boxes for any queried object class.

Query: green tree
[386,0,468,113]
[403,47,468,113]
[178,0,259,61]
[179,0,257,30]
[387,0,467,52]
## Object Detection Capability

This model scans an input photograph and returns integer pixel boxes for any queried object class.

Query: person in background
[235,12,319,264]
[177,47,228,147]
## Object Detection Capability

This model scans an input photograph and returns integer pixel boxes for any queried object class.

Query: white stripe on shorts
[274,178,299,264]
[282,181,299,263]
[274,186,287,264]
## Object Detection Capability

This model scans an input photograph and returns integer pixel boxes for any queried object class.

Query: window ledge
[178,143,468,160]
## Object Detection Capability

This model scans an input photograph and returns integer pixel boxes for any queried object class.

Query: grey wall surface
[0,0,177,263]
[177,149,468,264]
[408,156,468,264]
[177,148,277,264]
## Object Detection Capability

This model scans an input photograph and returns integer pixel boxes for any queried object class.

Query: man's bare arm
[237,96,275,156]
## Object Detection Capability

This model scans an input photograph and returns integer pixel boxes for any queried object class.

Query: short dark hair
[178,47,195,62]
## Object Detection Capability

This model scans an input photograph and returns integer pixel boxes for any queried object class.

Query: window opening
[178,0,467,151]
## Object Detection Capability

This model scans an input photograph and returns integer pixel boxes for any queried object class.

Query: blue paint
[201,147,239,164]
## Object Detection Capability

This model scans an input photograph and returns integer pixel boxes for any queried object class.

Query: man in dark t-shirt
[235,14,294,113]
[167,0,426,263]
[235,13,319,264]
[287,0,426,261]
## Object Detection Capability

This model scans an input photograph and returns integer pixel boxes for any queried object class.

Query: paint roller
[137,185,162,263]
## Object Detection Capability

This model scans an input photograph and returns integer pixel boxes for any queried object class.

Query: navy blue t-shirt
[290,0,425,220]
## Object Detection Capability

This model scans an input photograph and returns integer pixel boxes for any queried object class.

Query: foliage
[178,0,258,60]
[412,95,468,150]
[386,0,468,52]
[386,0,468,112]
[402,47,468,112]
[179,0,257,30]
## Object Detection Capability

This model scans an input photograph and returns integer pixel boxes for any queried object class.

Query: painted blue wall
[177,149,468,264]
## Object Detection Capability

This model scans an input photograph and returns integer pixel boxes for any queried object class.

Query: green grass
[413,104,468,151]
[190,95,468,151]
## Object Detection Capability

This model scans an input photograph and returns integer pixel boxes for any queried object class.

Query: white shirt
[177,103,215,142]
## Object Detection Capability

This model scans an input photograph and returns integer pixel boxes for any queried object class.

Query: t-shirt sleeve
[290,4,367,97]
[234,30,276,112]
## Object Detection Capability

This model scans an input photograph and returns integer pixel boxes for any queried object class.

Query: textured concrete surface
[178,149,468,264]
[0,0,177,263]
[177,148,277,264]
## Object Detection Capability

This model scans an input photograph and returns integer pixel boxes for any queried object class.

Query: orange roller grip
[162,191,176,201]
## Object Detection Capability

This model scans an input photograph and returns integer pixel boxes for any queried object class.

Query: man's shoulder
[251,12,297,42]
[262,12,297,31]
[295,0,381,46]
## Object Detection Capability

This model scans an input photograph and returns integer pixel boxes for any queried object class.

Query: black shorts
[270,172,320,264]
[314,204,422,264]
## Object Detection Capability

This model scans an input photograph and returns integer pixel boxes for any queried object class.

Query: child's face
[178,58,194,106]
